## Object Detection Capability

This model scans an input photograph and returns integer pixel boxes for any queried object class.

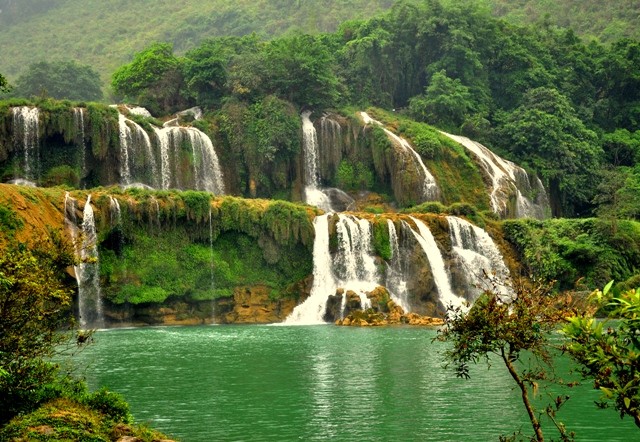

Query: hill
[0,0,395,82]
[1,0,639,84]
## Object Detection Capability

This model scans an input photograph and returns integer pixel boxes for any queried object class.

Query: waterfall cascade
[360,112,440,202]
[447,216,512,300]
[385,220,410,312]
[442,132,549,219]
[284,214,337,324]
[301,111,333,211]
[12,106,40,181]
[71,195,104,328]
[407,217,464,309]
[73,108,88,182]
[116,108,224,194]
[285,214,382,324]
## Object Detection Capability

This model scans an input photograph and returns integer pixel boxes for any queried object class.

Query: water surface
[73,325,637,441]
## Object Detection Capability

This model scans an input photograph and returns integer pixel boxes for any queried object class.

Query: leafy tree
[593,167,640,225]
[11,60,102,101]
[437,280,579,441]
[409,70,475,130]
[111,42,187,115]
[563,282,640,428]
[496,87,602,216]
[0,235,79,424]
[262,33,340,109]
[0,73,10,93]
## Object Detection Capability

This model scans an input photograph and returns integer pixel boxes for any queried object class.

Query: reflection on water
[72,325,637,442]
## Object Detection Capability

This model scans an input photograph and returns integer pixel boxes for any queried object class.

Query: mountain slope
[0,0,395,81]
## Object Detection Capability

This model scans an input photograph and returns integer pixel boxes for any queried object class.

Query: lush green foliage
[0,73,10,93]
[9,60,102,101]
[563,282,640,428]
[0,237,76,424]
[503,218,640,290]
[111,42,186,115]
[438,282,578,441]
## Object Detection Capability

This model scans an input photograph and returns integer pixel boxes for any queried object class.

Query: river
[72,325,637,441]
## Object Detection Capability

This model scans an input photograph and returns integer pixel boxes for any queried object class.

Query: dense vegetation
[98,0,640,218]
[1,0,639,83]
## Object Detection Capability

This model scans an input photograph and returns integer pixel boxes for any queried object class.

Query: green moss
[372,218,392,261]
[0,204,22,234]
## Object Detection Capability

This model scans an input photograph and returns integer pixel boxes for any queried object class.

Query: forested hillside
[3,0,640,219]
[0,0,395,80]
[1,0,639,83]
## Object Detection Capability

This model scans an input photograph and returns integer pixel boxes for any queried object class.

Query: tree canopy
[11,61,102,101]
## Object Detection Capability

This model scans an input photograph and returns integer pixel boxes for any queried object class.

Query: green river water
[73,325,637,441]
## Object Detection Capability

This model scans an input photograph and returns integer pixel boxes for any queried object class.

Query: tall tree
[111,43,187,115]
[497,87,602,216]
[438,281,579,441]
[12,61,102,101]
[0,73,10,93]
[263,33,340,109]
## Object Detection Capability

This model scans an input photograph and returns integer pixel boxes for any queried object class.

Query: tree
[0,235,78,424]
[262,33,340,109]
[111,42,187,115]
[496,87,602,216]
[437,280,579,441]
[0,73,10,93]
[11,60,102,101]
[563,282,640,428]
[409,70,475,130]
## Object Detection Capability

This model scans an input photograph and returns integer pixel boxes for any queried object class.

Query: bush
[84,388,132,423]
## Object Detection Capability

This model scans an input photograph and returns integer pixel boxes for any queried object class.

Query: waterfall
[187,127,225,194]
[109,196,121,227]
[74,195,104,328]
[285,214,381,324]
[12,106,40,181]
[152,126,173,190]
[360,112,440,202]
[150,126,225,194]
[301,111,333,211]
[385,219,410,312]
[407,217,464,309]
[284,214,337,324]
[117,113,157,187]
[441,132,549,219]
[73,108,87,183]
[447,216,512,301]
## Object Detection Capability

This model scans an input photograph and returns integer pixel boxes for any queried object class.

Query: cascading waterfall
[301,111,333,211]
[150,125,225,194]
[284,214,337,324]
[109,196,121,227]
[117,113,158,187]
[441,132,549,219]
[75,195,104,328]
[285,214,380,324]
[73,108,88,182]
[152,126,173,190]
[407,217,464,309]
[385,219,410,312]
[187,127,225,194]
[360,112,440,202]
[12,106,40,181]
[447,216,512,300]
[333,215,377,312]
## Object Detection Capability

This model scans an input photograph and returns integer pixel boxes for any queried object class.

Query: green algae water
[74,325,637,441]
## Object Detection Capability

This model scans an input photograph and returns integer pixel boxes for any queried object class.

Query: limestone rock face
[335,299,444,327]
[218,286,302,324]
